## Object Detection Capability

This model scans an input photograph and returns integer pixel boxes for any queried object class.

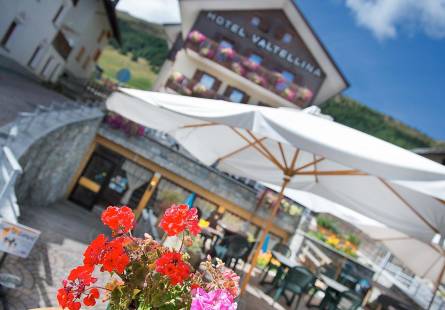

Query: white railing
[0,146,22,222]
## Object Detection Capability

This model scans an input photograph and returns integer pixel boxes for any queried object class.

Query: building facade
[154,0,348,108]
[65,0,349,246]
[0,0,120,82]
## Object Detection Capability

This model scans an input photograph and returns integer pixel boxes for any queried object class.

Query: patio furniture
[214,235,250,269]
[314,275,350,309]
[108,89,445,294]
[270,266,315,308]
[260,243,294,285]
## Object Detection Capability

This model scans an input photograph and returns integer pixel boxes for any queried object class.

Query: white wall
[0,0,71,81]
[63,0,112,79]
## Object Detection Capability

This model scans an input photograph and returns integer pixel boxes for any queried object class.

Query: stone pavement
[0,200,314,310]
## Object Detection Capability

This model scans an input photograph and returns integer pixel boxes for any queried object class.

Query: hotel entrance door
[69,153,116,209]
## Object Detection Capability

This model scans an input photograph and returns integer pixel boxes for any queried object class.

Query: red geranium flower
[159,204,201,236]
[57,265,97,310]
[83,288,100,306]
[83,234,130,274]
[156,251,190,285]
[101,206,135,235]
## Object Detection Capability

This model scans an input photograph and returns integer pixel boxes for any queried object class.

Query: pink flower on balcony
[199,46,215,58]
[217,47,235,61]
[192,83,208,95]
[282,87,297,101]
[230,62,246,76]
[188,30,207,44]
[298,88,313,102]
[247,72,267,87]
[273,72,286,85]
[242,59,259,71]
[171,72,185,84]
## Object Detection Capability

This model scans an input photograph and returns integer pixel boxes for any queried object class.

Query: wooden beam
[380,178,440,234]
[181,122,218,129]
[134,172,161,220]
[313,155,319,183]
[215,137,266,164]
[245,130,285,171]
[230,128,282,170]
[289,149,300,172]
[294,169,367,176]
[292,157,325,174]
[277,142,288,170]
[95,135,289,239]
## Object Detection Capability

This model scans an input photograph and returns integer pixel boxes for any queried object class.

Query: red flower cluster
[156,251,190,285]
[159,204,201,236]
[83,234,130,274]
[101,206,134,235]
[57,265,98,310]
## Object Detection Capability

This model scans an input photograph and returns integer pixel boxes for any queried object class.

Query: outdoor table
[316,274,350,309]
[261,251,299,286]
[200,226,224,252]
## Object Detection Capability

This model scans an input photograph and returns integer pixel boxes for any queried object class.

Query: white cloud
[345,0,445,40]
[116,0,180,24]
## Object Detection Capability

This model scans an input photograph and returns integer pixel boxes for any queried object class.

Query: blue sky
[117,0,445,141]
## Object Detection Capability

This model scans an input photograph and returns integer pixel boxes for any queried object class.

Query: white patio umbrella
[273,186,445,309]
[106,89,445,293]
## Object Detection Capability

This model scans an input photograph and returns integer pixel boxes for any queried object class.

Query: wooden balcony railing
[184,31,314,107]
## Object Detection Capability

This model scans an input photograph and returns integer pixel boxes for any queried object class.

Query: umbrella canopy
[106,89,445,290]
[274,186,445,296]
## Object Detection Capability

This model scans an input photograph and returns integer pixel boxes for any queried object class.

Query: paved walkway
[0,201,314,309]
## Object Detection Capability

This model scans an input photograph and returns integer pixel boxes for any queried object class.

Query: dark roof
[102,0,122,45]
[412,147,445,155]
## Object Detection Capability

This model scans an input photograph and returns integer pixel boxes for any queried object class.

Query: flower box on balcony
[215,47,235,63]
[246,71,268,88]
[188,30,206,44]
[230,62,246,76]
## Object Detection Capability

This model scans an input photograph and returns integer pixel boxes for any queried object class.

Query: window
[219,39,233,49]
[251,16,261,27]
[199,73,216,89]
[28,45,44,69]
[53,5,65,25]
[248,53,263,65]
[41,56,54,77]
[224,86,248,104]
[75,46,85,62]
[281,70,294,82]
[52,31,72,60]
[282,33,292,44]
[49,63,60,81]
[1,21,17,49]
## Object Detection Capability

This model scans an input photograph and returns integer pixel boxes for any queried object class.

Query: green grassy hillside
[321,96,435,149]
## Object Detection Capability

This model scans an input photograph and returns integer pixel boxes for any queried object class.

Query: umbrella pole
[428,259,445,309]
[240,176,291,295]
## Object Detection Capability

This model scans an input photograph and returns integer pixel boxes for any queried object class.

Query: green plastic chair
[260,243,291,285]
[336,290,363,310]
[271,266,315,309]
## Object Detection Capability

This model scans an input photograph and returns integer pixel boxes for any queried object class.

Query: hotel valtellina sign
[205,12,323,78]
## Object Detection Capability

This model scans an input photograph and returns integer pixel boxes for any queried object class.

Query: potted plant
[198,41,215,59]
[282,87,297,102]
[57,205,240,309]
[188,30,207,44]
[192,83,209,97]
[246,72,268,87]
[298,87,313,103]
[241,59,259,71]
[230,62,246,76]
[216,47,235,62]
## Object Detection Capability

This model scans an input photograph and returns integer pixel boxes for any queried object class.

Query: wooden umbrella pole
[240,176,291,294]
[428,254,445,309]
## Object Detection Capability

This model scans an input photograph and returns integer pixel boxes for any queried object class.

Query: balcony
[165,72,230,101]
[184,31,313,107]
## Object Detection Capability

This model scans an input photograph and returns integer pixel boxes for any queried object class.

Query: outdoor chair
[269,266,315,309]
[306,264,337,307]
[213,235,250,269]
[260,243,291,284]
[318,289,363,310]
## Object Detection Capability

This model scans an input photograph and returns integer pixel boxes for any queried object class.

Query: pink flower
[191,288,237,310]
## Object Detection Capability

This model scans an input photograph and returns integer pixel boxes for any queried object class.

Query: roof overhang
[178,0,349,105]
[102,0,122,45]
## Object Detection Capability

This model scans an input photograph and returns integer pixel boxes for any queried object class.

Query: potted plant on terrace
[57,205,240,309]
[188,30,207,44]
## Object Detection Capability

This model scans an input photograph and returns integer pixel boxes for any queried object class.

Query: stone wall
[15,118,101,207]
